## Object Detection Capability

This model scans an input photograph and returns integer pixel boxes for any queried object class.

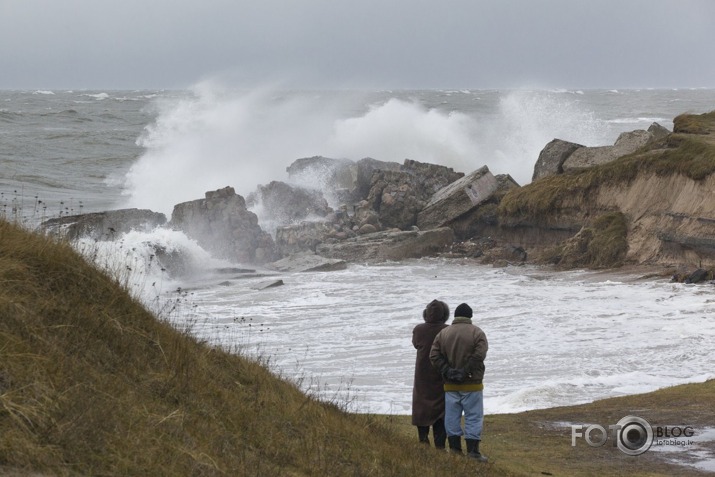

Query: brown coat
[429,317,488,389]
[411,300,449,426]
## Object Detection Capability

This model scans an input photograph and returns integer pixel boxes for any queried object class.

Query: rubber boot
[466,439,488,462]
[417,426,430,445]
[447,435,462,454]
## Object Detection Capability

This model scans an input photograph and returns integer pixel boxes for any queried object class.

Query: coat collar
[453,316,472,324]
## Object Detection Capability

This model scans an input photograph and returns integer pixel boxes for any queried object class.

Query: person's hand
[445,367,466,383]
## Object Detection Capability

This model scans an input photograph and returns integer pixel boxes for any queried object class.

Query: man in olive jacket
[429,303,488,462]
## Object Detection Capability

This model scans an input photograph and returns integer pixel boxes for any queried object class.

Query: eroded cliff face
[596,173,715,266]
[496,110,715,269]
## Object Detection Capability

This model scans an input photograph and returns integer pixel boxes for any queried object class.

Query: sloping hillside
[0,219,488,476]
[497,111,715,268]
[3,218,714,477]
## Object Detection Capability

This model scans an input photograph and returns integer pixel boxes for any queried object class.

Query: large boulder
[648,122,670,142]
[247,181,332,231]
[562,129,654,172]
[416,166,499,230]
[532,139,584,181]
[272,205,358,256]
[362,170,422,230]
[41,208,166,241]
[363,159,464,230]
[274,221,336,256]
[353,157,402,201]
[286,156,355,189]
[170,186,277,264]
[445,173,521,240]
[536,123,671,177]
[266,253,348,272]
[286,156,356,204]
[402,159,464,194]
[315,227,454,262]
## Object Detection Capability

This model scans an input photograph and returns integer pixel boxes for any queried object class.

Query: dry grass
[0,219,495,476]
[673,110,715,135]
[390,379,715,477]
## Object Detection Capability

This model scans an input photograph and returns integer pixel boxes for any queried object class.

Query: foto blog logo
[571,415,695,456]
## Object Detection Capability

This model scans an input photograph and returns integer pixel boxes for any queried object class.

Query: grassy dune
[1,219,712,476]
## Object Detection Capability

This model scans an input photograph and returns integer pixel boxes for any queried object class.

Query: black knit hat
[455,303,473,318]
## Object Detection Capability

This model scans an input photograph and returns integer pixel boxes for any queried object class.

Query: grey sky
[2,0,714,90]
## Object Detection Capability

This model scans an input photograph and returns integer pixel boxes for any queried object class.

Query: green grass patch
[586,212,629,268]
[537,212,629,269]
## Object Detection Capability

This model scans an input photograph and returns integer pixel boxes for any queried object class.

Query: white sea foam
[33,90,55,95]
[83,92,110,100]
[92,241,715,415]
[74,227,230,307]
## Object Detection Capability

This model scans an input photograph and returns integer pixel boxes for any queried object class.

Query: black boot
[417,426,430,445]
[433,420,447,450]
[466,439,488,462]
[447,435,462,454]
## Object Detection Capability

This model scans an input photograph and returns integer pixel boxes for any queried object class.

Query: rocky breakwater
[272,157,466,262]
[497,112,715,269]
[46,111,715,276]
[224,156,526,269]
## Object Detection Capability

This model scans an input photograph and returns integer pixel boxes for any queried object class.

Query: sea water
[2,86,715,415]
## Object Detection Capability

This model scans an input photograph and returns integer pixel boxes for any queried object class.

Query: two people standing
[412,300,489,462]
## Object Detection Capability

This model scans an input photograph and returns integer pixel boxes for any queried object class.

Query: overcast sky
[2,0,715,90]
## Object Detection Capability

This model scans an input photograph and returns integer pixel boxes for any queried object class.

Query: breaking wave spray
[121,81,605,215]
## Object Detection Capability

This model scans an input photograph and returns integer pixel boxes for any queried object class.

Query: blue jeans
[445,391,484,440]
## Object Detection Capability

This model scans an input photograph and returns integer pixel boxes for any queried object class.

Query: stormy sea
[2,86,715,416]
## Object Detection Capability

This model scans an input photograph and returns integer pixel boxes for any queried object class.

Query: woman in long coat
[411,299,449,448]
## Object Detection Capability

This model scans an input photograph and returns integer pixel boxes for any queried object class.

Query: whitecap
[83,92,110,100]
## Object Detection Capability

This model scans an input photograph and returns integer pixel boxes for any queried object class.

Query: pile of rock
[47,117,706,276]
[532,122,670,181]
